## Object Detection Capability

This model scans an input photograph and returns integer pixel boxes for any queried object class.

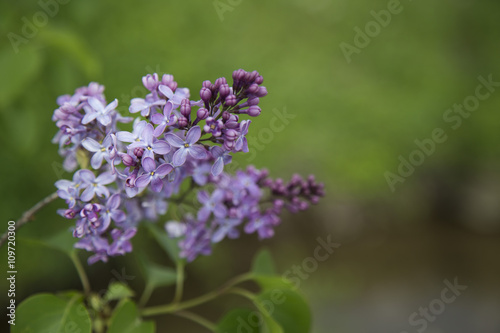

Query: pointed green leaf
[145,223,181,262]
[104,282,135,302]
[217,308,262,333]
[251,248,276,276]
[108,299,155,333]
[12,292,91,333]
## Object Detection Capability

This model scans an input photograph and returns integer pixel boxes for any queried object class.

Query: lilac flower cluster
[52,69,324,264]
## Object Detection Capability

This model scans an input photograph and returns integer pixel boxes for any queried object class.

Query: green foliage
[104,282,135,302]
[107,299,155,333]
[145,223,181,262]
[13,292,91,333]
[251,248,277,276]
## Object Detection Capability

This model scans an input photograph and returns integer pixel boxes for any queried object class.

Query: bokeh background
[1,0,500,332]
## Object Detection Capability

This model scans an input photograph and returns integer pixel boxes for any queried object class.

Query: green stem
[139,282,154,308]
[70,251,91,296]
[173,261,185,303]
[174,311,216,332]
[141,273,253,317]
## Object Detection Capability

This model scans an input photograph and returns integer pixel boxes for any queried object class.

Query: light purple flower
[158,85,189,107]
[108,228,137,256]
[82,98,118,126]
[212,218,241,243]
[234,120,251,152]
[244,211,280,239]
[197,189,227,222]
[116,119,147,143]
[101,194,126,226]
[57,187,79,208]
[129,97,166,117]
[165,221,187,238]
[135,157,173,192]
[128,123,171,161]
[81,133,117,169]
[210,146,232,177]
[165,126,207,166]
[80,171,116,202]
[151,102,177,137]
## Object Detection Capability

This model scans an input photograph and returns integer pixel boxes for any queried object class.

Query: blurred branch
[0,191,59,247]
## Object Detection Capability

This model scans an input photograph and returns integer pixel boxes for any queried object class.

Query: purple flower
[234,120,251,152]
[75,236,110,264]
[151,102,177,137]
[80,170,116,202]
[101,194,126,226]
[244,211,280,239]
[116,119,147,143]
[179,220,212,262]
[82,98,118,126]
[57,187,78,208]
[210,146,232,176]
[129,97,166,117]
[108,228,137,256]
[158,85,189,107]
[192,162,212,186]
[212,218,241,243]
[165,221,187,238]
[135,157,173,192]
[128,123,171,160]
[203,117,224,137]
[81,133,117,169]
[197,190,227,222]
[165,126,207,166]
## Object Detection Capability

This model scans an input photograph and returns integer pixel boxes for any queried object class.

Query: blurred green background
[1,0,500,332]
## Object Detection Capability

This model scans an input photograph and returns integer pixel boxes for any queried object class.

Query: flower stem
[0,191,59,247]
[173,260,185,304]
[141,272,253,317]
[70,251,91,297]
[174,311,216,332]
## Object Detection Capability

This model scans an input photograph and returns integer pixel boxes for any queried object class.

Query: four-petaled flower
[80,170,116,202]
[165,126,207,166]
[129,97,166,117]
[135,157,174,192]
[152,102,177,137]
[82,133,117,169]
[101,194,126,227]
[158,85,189,107]
[116,119,147,143]
[82,97,118,126]
[197,189,227,222]
[210,146,232,176]
[128,123,171,161]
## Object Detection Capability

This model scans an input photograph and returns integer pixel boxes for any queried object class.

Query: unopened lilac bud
[247,83,259,94]
[247,106,261,117]
[200,87,212,102]
[133,147,144,158]
[122,154,135,166]
[178,116,188,128]
[219,84,231,98]
[255,75,264,85]
[126,172,137,187]
[255,86,268,97]
[310,196,320,204]
[180,99,191,117]
[202,80,212,89]
[223,140,235,151]
[232,69,245,81]
[225,129,237,141]
[222,111,231,121]
[225,94,237,106]
[197,108,209,120]
[214,77,227,89]
[248,97,260,106]
[161,74,177,91]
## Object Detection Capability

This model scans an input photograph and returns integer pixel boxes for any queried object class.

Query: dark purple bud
[219,84,231,98]
[197,108,209,120]
[200,87,212,102]
[133,147,144,158]
[222,111,231,121]
[178,116,189,128]
[247,97,260,106]
[247,106,261,117]
[255,86,268,97]
[126,172,137,188]
[223,140,235,151]
[214,77,227,89]
[247,83,259,94]
[310,196,320,204]
[121,154,135,166]
[202,80,212,89]
[225,94,237,106]
[255,75,264,85]
[249,70,259,82]
[225,129,238,141]
[180,99,191,117]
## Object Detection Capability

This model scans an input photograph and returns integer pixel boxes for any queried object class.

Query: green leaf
[13,292,91,333]
[145,223,181,262]
[0,45,42,109]
[108,299,155,333]
[257,289,311,333]
[252,275,295,292]
[42,229,77,255]
[104,282,135,302]
[251,248,276,276]
[217,308,262,333]
[144,262,177,288]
